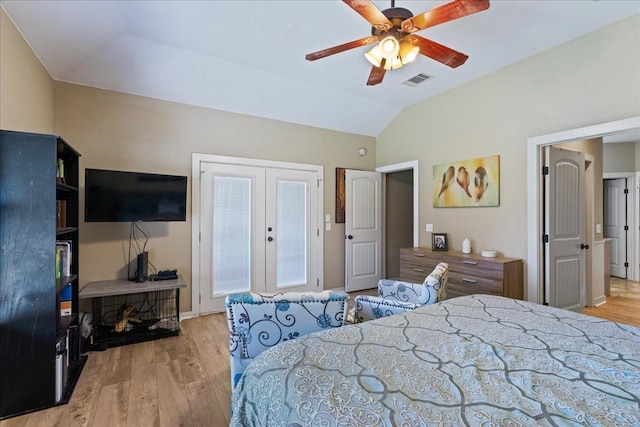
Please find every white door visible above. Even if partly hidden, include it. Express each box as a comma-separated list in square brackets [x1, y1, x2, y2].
[199, 162, 320, 313]
[265, 168, 320, 293]
[345, 170, 382, 292]
[603, 178, 628, 278]
[544, 146, 586, 312]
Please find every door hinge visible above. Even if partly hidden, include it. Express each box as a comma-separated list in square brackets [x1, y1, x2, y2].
[199, 232, 201, 242]
[317, 229, 320, 237]
[625, 262, 629, 268]
[624, 225, 629, 231]
[542, 166, 549, 176]
[317, 179, 320, 188]
[317, 278, 319, 287]
[543, 234, 549, 243]
[624, 188, 629, 194]
[199, 294, 201, 303]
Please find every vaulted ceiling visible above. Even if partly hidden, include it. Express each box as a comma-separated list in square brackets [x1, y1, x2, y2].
[2, 1, 638, 137]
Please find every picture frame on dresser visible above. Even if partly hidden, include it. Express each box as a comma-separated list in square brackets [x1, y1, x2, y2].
[432, 233, 448, 251]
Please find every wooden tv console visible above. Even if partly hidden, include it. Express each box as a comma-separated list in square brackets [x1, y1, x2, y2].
[400, 247, 523, 300]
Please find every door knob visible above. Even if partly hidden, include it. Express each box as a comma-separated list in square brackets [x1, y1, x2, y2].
[580, 243, 589, 250]
[347, 235, 353, 240]
[267, 237, 274, 242]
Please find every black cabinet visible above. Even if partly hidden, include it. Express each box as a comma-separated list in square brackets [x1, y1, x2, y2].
[0, 130, 86, 419]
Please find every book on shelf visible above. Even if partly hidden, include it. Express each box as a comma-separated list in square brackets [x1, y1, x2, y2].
[57, 200, 67, 229]
[60, 283, 72, 316]
[56, 158, 65, 183]
[56, 240, 73, 277]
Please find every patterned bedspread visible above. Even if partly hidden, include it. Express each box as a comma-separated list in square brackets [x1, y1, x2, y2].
[230, 295, 640, 426]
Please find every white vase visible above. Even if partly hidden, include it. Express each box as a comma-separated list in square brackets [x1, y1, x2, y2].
[462, 238, 471, 254]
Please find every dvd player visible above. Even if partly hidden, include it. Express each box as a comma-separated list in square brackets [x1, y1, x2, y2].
[149, 274, 178, 281]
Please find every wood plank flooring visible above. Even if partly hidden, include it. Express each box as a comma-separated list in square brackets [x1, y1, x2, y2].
[0, 313, 232, 427]
[583, 277, 640, 327]
[1, 287, 638, 427]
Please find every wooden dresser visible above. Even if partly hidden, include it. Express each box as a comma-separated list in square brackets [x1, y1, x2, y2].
[400, 247, 524, 300]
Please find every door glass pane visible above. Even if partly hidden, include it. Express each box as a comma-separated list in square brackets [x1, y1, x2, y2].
[276, 180, 307, 287]
[212, 176, 251, 295]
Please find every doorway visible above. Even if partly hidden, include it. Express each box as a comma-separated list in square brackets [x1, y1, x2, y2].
[602, 171, 638, 282]
[384, 169, 414, 278]
[603, 178, 629, 279]
[377, 160, 420, 279]
[527, 116, 640, 304]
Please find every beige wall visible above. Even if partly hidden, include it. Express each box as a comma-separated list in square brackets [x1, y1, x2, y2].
[377, 14, 640, 284]
[603, 142, 637, 173]
[0, 8, 54, 133]
[53, 82, 376, 312]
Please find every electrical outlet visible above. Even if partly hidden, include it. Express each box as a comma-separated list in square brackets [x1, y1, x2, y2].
[425, 223, 434, 232]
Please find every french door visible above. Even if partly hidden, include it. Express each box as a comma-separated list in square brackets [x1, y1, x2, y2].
[195, 156, 322, 314]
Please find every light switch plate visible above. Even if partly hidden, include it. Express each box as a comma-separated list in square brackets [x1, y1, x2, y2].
[426, 223, 434, 232]
[595, 223, 601, 234]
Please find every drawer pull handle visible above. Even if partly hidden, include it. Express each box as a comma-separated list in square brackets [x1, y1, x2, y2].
[463, 261, 477, 265]
[413, 253, 425, 257]
[462, 278, 477, 283]
[413, 268, 425, 273]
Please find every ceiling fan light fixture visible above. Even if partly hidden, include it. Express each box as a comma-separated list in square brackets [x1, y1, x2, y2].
[379, 35, 400, 60]
[399, 41, 419, 64]
[365, 45, 403, 70]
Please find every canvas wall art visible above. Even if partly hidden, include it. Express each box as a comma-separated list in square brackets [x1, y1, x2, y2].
[335, 167, 346, 223]
[433, 155, 499, 207]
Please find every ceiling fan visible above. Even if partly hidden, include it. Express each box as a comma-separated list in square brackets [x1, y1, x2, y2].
[306, 0, 490, 86]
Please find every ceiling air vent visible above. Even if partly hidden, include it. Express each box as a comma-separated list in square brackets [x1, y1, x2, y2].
[402, 73, 433, 87]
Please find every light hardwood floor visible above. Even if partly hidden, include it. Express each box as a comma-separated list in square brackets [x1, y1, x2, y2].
[0, 313, 233, 427]
[583, 277, 640, 328]
[2, 285, 638, 427]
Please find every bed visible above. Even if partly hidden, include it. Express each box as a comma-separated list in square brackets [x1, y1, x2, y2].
[230, 294, 640, 426]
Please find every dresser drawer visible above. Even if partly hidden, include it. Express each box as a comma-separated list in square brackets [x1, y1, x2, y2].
[443, 256, 504, 281]
[447, 273, 502, 295]
[399, 266, 430, 283]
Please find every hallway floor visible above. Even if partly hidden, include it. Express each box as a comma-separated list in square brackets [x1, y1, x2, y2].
[610, 276, 640, 299]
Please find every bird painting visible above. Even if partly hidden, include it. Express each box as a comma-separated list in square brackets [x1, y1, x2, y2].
[438, 166, 455, 197]
[432, 155, 499, 207]
[456, 166, 472, 198]
[474, 166, 489, 202]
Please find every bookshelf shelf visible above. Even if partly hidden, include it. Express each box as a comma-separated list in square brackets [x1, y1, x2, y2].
[56, 227, 78, 235]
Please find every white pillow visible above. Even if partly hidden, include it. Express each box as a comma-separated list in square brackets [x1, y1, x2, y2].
[418, 276, 439, 305]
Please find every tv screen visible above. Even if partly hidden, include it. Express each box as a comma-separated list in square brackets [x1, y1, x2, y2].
[85, 168, 187, 222]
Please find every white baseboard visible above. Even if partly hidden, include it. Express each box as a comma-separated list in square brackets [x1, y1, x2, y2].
[179, 311, 195, 320]
[593, 296, 607, 307]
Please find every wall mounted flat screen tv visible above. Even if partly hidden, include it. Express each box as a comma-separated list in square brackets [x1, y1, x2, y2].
[85, 168, 187, 222]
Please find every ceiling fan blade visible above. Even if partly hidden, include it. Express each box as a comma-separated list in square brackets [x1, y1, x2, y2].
[401, 0, 490, 33]
[367, 61, 386, 86]
[406, 35, 468, 68]
[343, 0, 393, 32]
[306, 36, 379, 61]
